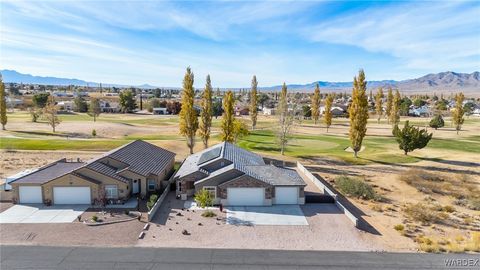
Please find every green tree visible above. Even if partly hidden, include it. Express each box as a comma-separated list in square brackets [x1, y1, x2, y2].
[452, 92, 465, 135]
[311, 83, 321, 124]
[389, 90, 401, 126]
[88, 97, 102, 122]
[119, 90, 136, 113]
[399, 97, 412, 116]
[212, 99, 223, 119]
[32, 93, 50, 108]
[233, 119, 249, 144]
[324, 93, 334, 132]
[199, 75, 213, 148]
[73, 95, 88, 112]
[385, 88, 393, 123]
[43, 95, 60, 133]
[220, 90, 235, 143]
[0, 75, 6, 130]
[179, 67, 199, 154]
[413, 98, 426, 107]
[258, 93, 269, 109]
[393, 121, 432, 155]
[436, 99, 448, 111]
[429, 114, 444, 130]
[250, 75, 258, 130]
[348, 69, 369, 158]
[302, 105, 311, 118]
[375, 88, 384, 123]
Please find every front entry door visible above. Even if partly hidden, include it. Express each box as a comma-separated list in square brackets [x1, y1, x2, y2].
[133, 179, 140, 194]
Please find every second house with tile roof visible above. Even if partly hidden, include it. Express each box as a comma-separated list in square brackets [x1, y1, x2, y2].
[174, 142, 306, 206]
[9, 140, 175, 205]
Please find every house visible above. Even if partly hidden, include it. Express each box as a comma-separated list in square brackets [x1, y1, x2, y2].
[100, 100, 120, 113]
[58, 101, 74, 112]
[175, 142, 306, 206]
[262, 107, 276, 115]
[10, 140, 175, 205]
[320, 106, 347, 117]
[409, 105, 431, 117]
[153, 107, 168, 115]
[235, 106, 249, 116]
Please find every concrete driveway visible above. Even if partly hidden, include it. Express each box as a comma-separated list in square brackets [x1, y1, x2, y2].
[0, 204, 88, 223]
[226, 205, 308, 226]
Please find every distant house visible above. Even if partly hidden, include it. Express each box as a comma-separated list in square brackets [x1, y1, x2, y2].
[235, 106, 249, 116]
[6, 97, 23, 108]
[57, 101, 74, 112]
[52, 92, 73, 98]
[100, 100, 120, 113]
[103, 92, 119, 97]
[320, 105, 347, 117]
[153, 107, 168, 115]
[409, 105, 431, 117]
[262, 107, 276, 115]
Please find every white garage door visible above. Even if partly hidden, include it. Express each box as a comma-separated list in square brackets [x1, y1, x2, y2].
[19, 186, 43, 204]
[275, 187, 298, 204]
[227, 188, 264, 206]
[53, 187, 91, 204]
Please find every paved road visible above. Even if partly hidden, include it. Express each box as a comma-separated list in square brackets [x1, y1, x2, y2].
[0, 245, 478, 269]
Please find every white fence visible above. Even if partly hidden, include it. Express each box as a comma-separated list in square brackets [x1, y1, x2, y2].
[296, 161, 359, 227]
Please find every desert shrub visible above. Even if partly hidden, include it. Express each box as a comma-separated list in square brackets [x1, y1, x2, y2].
[335, 176, 380, 201]
[404, 203, 443, 225]
[149, 194, 158, 202]
[442, 205, 455, 213]
[195, 189, 213, 208]
[446, 242, 464, 253]
[371, 204, 383, 212]
[467, 197, 480, 210]
[91, 215, 98, 222]
[201, 210, 217, 218]
[92, 129, 96, 137]
[394, 224, 404, 231]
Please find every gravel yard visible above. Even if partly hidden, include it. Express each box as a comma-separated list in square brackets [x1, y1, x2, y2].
[137, 193, 385, 251]
[0, 203, 145, 246]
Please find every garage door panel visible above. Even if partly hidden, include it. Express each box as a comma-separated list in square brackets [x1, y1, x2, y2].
[19, 186, 43, 204]
[53, 187, 91, 205]
[227, 188, 264, 206]
[275, 187, 298, 204]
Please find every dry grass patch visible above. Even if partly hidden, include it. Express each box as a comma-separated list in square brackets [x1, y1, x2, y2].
[335, 176, 382, 201]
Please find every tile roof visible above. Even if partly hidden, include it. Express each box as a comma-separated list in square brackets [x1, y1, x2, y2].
[236, 164, 306, 186]
[177, 142, 304, 186]
[11, 160, 85, 184]
[84, 161, 130, 183]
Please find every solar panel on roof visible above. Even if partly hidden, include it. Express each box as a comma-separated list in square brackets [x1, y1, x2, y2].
[198, 146, 222, 164]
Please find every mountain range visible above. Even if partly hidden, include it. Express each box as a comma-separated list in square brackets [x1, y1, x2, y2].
[1, 69, 479, 93]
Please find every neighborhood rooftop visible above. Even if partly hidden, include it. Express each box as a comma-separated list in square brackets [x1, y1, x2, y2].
[236, 164, 306, 186]
[174, 142, 265, 179]
[11, 159, 85, 184]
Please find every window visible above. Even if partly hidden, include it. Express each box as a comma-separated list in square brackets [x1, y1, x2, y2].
[148, 179, 156, 191]
[105, 185, 118, 199]
[203, 186, 216, 199]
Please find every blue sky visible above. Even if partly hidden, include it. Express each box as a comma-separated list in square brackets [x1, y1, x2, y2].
[1, 0, 479, 87]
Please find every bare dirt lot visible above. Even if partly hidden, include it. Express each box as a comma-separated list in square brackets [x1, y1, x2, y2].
[137, 193, 385, 251]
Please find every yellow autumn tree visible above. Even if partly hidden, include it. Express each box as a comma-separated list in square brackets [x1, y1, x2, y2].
[452, 92, 465, 135]
[220, 90, 235, 143]
[324, 93, 334, 132]
[311, 83, 321, 124]
[199, 75, 213, 148]
[179, 67, 198, 154]
[250, 75, 258, 130]
[375, 87, 384, 123]
[389, 89, 401, 126]
[348, 69, 369, 158]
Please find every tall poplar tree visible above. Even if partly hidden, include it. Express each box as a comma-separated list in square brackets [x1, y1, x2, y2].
[179, 67, 198, 154]
[0, 74, 7, 130]
[88, 97, 101, 122]
[348, 69, 369, 158]
[385, 87, 393, 123]
[389, 89, 401, 126]
[324, 93, 334, 132]
[452, 92, 465, 135]
[311, 83, 321, 124]
[220, 90, 235, 143]
[250, 76, 258, 130]
[375, 87, 384, 123]
[277, 83, 295, 155]
[199, 75, 213, 148]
